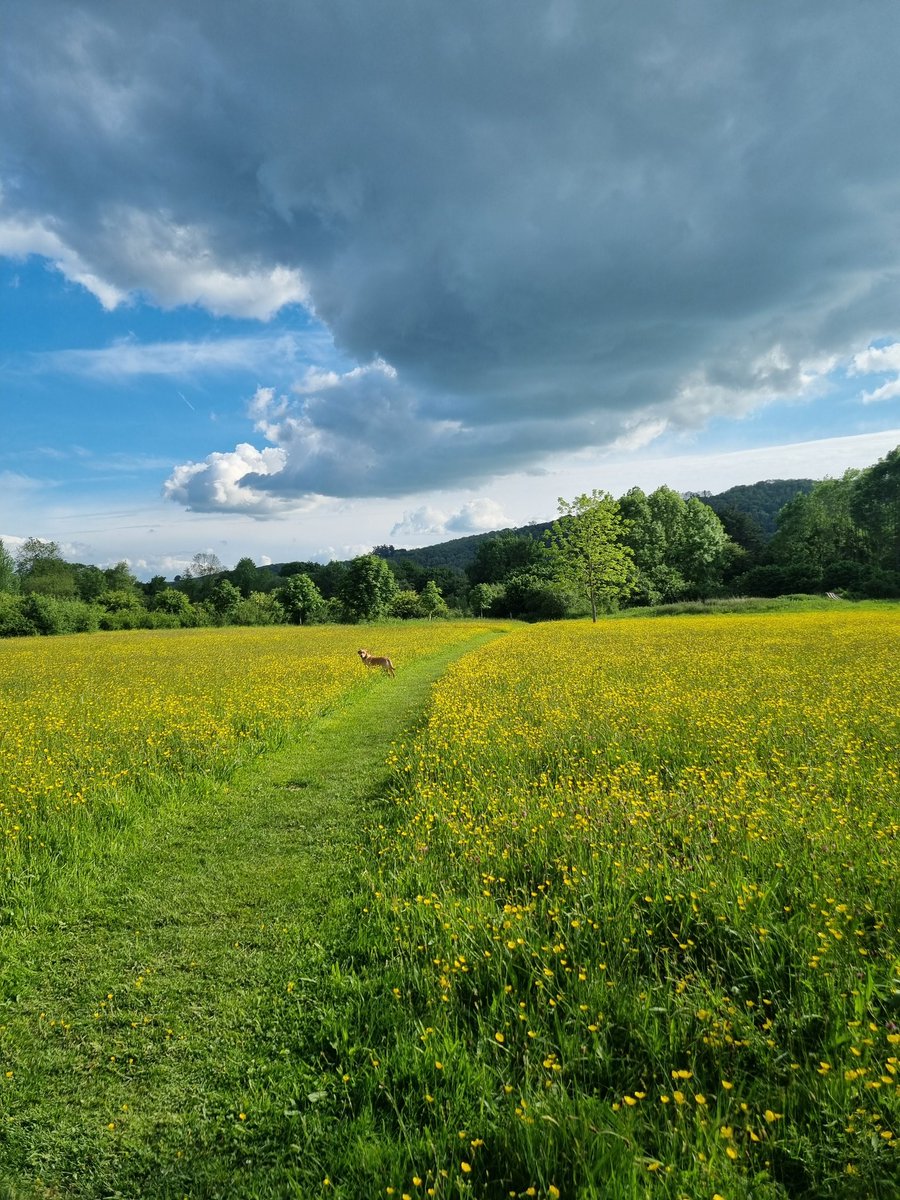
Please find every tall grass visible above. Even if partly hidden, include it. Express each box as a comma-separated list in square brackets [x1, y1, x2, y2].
[345, 610, 900, 1198]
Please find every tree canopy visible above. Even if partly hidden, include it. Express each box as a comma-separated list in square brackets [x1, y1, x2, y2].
[545, 491, 635, 621]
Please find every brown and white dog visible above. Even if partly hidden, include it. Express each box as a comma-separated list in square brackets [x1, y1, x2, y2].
[357, 648, 396, 677]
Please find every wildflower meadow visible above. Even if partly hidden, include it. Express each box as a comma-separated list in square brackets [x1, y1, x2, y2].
[0, 609, 897, 1199]
[354, 610, 900, 1198]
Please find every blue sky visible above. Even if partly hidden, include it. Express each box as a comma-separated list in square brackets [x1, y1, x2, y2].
[2, 2, 899, 578]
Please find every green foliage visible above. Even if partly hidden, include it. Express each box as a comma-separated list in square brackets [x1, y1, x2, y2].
[418, 579, 448, 620]
[697, 478, 817, 538]
[21, 560, 78, 598]
[735, 450, 900, 599]
[277, 572, 326, 624]
[151, 588, 197, 621]
[20, 594, 102, 634]
[851, 444, 900, 574]
[231, 591, 286, 626]
[619, 487, 730, 603]
[339, 554, 399, 622]
[0, 592, 34, 636]
[468, 581, 505, 616]
[99, 588, 144, 614]
[546, 490, 635, 621]
[466, 532, 546, 585]
[0, 539, 17, 593]
[502, 571, 572, 621]
[210, 579, 243, 618]
[388, 589, 425, 619]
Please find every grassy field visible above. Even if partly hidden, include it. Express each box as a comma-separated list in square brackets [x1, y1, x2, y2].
[355, 610, 900, 1199]
[0, 623, 492, 914]
[1, 610, 898, 1198]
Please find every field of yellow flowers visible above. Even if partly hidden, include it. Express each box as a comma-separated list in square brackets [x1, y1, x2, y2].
[0, 622, 487, 902]
[357, 610, 899, 1199]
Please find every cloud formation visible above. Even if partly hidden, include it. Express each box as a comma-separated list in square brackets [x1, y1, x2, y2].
[851, 342, 900, 405]
[390, 497, 512, 541]
[4, 2, 900, 507]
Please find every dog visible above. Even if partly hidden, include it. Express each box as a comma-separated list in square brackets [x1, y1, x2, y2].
[357, 648, 396, 677]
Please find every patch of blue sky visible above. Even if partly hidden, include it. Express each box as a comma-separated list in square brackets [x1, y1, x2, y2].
[1, 256, 339, 483]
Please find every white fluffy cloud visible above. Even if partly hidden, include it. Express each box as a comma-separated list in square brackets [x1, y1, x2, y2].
[390, 506, 448, 539]
[445, 499, 512, 534]
[163, 442, 298, 517]
[389, 497, 511, 540]
[850, 342, 900, 404]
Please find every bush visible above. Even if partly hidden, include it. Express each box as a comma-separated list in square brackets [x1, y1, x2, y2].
[389, 590, 424, 619]
[98, 607, 152, 631]
[502, 572, 572, 621]
[0, 594, 35, 637]
[19, 594, 102, 635]
[231, 593, 286, 626]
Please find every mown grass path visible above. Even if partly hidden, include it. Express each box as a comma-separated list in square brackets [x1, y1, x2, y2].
[0, 629, 503, 1199]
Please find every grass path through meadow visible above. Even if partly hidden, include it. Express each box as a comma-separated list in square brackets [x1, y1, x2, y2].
[0, 628, 503, 1198]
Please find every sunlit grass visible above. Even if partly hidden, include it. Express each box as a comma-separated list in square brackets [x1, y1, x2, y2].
[354, 610, 900, 1198]
[0, 622, 490, 905]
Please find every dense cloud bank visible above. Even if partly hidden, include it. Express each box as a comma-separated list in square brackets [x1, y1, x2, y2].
[4, 2, 900, 509]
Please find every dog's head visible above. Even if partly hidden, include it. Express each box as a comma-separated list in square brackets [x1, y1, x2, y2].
[357, 649, 368, 660]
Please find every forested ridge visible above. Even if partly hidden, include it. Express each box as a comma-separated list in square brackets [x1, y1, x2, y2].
[1, 447, 896, 636]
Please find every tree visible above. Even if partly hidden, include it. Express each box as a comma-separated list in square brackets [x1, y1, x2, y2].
[103, 561, 140, 594]
[466, 533, 545, 585]
[210, 579, 242, 618]
[14, 537, 62, 575]
[469, 581, 503, 616]
[503, 571, 571, 621]
[546, 491, 634, 622]
[232, 591, 285, 626]
[677, 498, 731, 598]
[277, 573, 325, 625]
[231, 556, 265, 597]
[152, 588, 196, 622]
[419, 579, 448, 620]
[73, 564, 107, 603]
[0, 540, 16, 593]
[339, 555, 399, 622]
[851, 445, 900, 574]
[187, 551, 224, 578]
[15, 539, 78, 599]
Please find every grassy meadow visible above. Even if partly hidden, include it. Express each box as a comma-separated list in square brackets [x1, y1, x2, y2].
[0, 622, 489, 911]
[355, 610, 900, 1198]
[0, 609, 898, 1198]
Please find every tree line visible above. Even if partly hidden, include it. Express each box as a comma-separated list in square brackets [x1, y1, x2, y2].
[0, 444, 896, 637]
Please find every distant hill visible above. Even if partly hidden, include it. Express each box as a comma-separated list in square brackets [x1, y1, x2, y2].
[372, 522, 552, 572]
[370, 479, 817, 571]
[265, 479, 818, 577]
[688, 479, 816, 538]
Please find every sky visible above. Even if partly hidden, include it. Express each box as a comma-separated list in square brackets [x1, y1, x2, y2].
[2, 1, 899, 579]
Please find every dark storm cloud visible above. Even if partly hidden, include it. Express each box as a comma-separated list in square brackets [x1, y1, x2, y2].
[4, 1, 900, 505]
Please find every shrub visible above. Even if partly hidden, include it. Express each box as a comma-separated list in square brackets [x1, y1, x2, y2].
[20, 594, 102, 635]
[0, 594, 35, 637]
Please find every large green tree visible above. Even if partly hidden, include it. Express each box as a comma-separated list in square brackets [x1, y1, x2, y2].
[277, 573, 325, 625]
[15, 539, 78, 598]
[339, 555, 399, 622]
[546, 491, 634, 621]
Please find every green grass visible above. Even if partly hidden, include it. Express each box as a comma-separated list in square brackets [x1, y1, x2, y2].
[0, 629, 501, 1198]
[2, 611, 898, 1199]
[608, 595, 899, 619]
